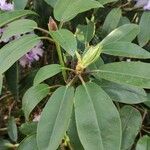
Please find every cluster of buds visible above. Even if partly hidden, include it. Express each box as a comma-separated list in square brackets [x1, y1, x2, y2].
[75, 44, 102, 74]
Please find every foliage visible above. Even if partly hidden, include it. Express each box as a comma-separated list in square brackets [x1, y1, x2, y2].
[0, 0, 150, 150]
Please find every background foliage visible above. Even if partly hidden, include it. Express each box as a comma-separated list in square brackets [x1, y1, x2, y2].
[0, 0, 150, 150]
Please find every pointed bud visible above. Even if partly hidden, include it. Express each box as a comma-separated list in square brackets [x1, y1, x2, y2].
[75, 44, 102, 74]
[48, 16, 58, 31]
[82, 44, 102, 68]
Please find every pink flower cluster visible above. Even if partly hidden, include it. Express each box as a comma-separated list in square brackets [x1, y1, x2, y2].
[135, 0, 150, 10]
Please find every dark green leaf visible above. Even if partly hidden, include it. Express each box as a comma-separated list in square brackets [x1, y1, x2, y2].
[97, 80, 148, 104]
[102, 8, 122, 34]
[144, 93, 150, 108]
[1, 19, 37, 41]
[136, 135, 150, 150]
[120, 106, 142, 150]
[19, 122, 37, 135]
[102, 42, 150, 59]
[37, 86, 74, 150]
[76, 21, 95, 44]
[138, 12, 150, 47]
[75, 82, 121, 150]
[118, 17, 130, 26]
[95, 62, 150, 89]
[14, 0, 28, 9]
[22, 84, 49, 120]
[44, 0, 57, 7]
[0, 34, 40, 74]
[33, 64, 61, 86]
[88, 57, 104, 71]
[100, 24, 139, 46]
[7, 117, 18, 142]
[54, 0, 102, 22]
[67, 108, 84, 150]
[0, 139, 13, 150]
[5, 63, 19, 99]
[50, 29, 77, 56]
[17, 134, 38, 150]
[0, 10, 36, 27]
[97, 0, 118, 5]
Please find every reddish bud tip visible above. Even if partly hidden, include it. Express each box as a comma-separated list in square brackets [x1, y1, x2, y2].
[48, 16, 58, 31]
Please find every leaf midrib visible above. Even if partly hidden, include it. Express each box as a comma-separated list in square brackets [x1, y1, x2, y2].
[83, 84, 104, 150]
[47, 86, 68, 148]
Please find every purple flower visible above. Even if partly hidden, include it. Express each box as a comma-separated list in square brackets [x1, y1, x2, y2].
[19, 41, 44, 67]
[135, 0, 150, 10]
[0, 0, 14, 11]
[144, 0, 150, 10]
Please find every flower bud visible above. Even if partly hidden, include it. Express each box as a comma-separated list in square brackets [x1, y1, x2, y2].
[48, 16, 58, 31]
[82, 44, 102, 67]
[75, 44, 102, 74]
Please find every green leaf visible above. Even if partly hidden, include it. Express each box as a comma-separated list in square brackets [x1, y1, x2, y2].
[0, 139, 13, 150]
[33, 64, 61, 86]
[67, 108, 84, 150]
[88, 57, 104, 70]
[118, 17, 130, 26]
[19, 122, 37, 135]
[136, 135, 150, 150]
[97, 80, 148, 104]
[74, 82, 121, 150]
[0, 34, 40, 74]
[144, 93, 150, 108]
[54, 0, 102, 22]
[7, 117, 18, 142]
[44, 0, 57, 7]
[97, 0, 118, 5]
[1, 19, 37, 41]
[5, 63, 19, 99]
[102, 8, 122, 34]
[14, 0, 28, 9]
[120, 106, 142, 150]
[37, 86, 74, 150]
[102, 42, 150, 59]
[138, 12, 150, 47]
[100, 24, 139, 46]
[17, 134, 38, 150]
[0, 74, 3, 95]
[95, 62, 150, 88]
[0, 10, 36, 27]
[50, 29, 77, 56]
[76, 21, 95, 44]
[22, 84, 49, 120]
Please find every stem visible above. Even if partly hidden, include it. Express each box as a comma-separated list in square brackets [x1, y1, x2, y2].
[40, 36, 54, 43]
[48, 84, 63, 89]
[35, 27, 67, 81]
[67, 76, 78, 87]
[55, 42, 67, 82]
[59, 21, 64, 29]
[78, 75, 85, 85]
[61, 67, 75, 73]
[34, 27, 51, 35]
[0, 127, 7, 131]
